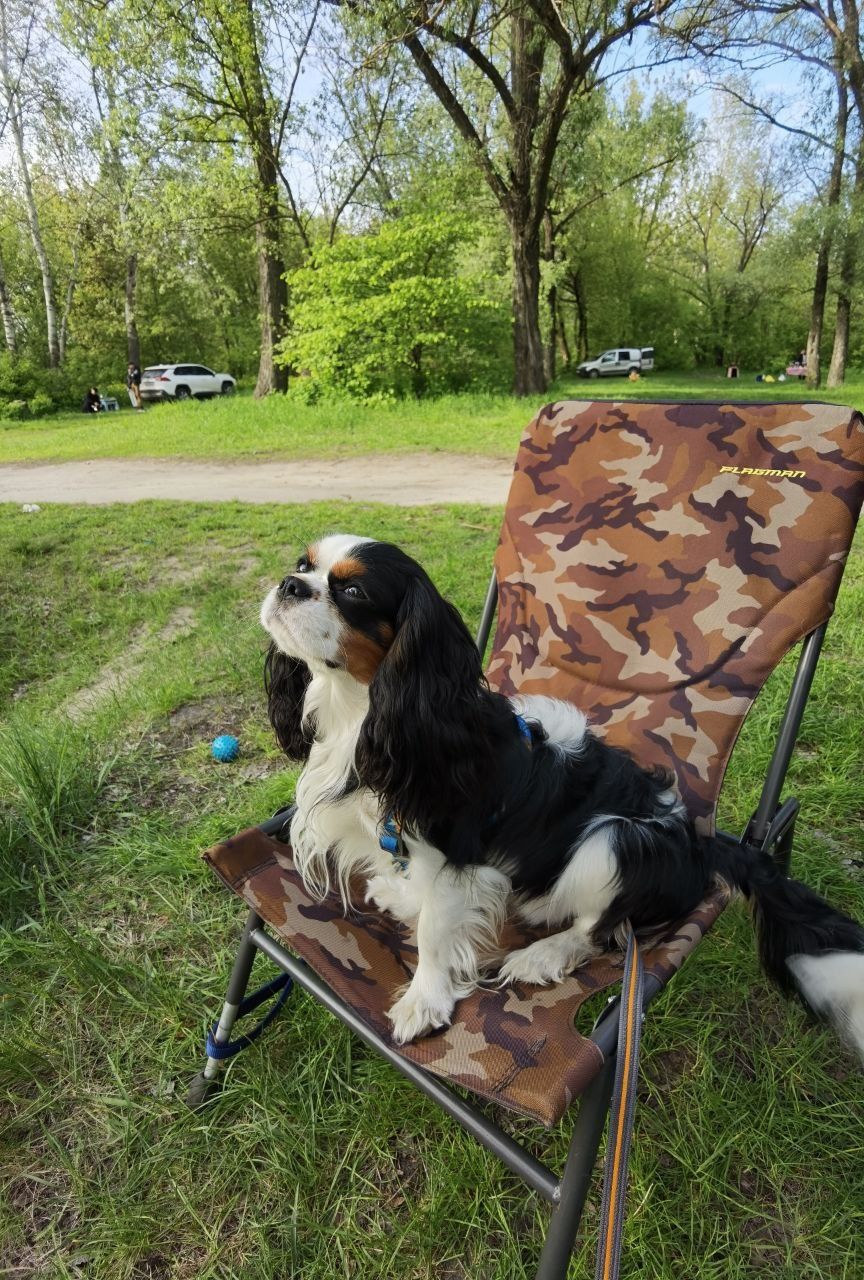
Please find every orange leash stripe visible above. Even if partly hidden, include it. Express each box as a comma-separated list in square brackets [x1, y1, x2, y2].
[595, 924, 644, 1280]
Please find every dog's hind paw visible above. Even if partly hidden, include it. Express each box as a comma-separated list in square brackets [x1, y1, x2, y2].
[498, 933, 595, 987]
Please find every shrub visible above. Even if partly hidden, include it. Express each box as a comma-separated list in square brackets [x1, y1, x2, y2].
[28, 392, 56, 418]
[0, 354, 40, 401]
[4, 399, 31, 420]
[279, 215, 510, 401]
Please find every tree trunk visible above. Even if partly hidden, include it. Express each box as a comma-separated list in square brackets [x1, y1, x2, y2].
[827, 142, 864, 388]
[542, 209, 556, 384]
[0, 255, 16, 353]
[543, 281, 557, 385]
[511, 225, 545, 397]
[826, 292, 850, 387]
[253, 187, 289, 398]
[573, 268, 588, 360]
[556, 292, 571, 370]
[807, 237, 835, 389]
[58, 230, 82, 367]
[125, 253, 141, 368]
[58, 276, 74, 367]
[807, 80, 847, 388]
[6, 103, 59, 367]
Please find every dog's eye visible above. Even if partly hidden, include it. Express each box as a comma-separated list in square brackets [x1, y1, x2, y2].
[343, 584, 366, 599]
[296, 558, 310, 572]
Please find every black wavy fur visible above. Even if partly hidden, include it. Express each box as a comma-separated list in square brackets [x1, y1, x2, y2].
[355, 559, 512, 859]
[264, 642, 314, 761]
[711, 836, 864, 994]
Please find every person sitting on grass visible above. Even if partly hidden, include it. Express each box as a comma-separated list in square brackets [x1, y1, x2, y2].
[82, 387, 103, 413]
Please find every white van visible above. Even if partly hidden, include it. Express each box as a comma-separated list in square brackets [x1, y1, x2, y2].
[577, 347, 654, 378]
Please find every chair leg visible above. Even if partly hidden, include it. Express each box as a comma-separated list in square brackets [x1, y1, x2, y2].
[186, 907, 262, 1108]
[534, 1057, 616, 1280]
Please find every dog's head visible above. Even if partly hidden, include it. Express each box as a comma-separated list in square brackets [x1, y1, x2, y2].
[260, 535, 490, 830]
[261, 535, 400, 682]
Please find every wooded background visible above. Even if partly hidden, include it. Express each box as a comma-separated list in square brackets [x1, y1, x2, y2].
[0, 0, 861, 409]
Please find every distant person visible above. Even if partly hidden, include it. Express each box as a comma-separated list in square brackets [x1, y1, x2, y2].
[82, 386, 103, 414]
[126, 361, 143, 411]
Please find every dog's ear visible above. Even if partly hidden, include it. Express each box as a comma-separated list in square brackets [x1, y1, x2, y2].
[355, 571, 489, 836]
[264, 643, 314, 760]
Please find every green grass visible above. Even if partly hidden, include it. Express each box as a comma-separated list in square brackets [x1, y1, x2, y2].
[2, 369, 863, 464]
[1, 501, 863, 1279]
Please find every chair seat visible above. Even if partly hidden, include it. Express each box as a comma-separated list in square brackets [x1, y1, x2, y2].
[204, 827, 729, 1126]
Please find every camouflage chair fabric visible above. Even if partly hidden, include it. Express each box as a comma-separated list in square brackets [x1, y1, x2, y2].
[204, 400, 864, 1127]
[489, 400, 864, 830]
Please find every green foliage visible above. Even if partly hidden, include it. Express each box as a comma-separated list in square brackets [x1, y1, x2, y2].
[2, 399, 30, 420]
[279, 215, 510, 400]
[27, 392, 56, 417]
[0, 0, 860, 399]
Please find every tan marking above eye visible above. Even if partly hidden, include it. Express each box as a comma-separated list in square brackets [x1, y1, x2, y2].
[329, 557, 366, 582]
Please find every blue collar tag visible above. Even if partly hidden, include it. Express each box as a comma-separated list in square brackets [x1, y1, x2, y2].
[514, 713, 533, 748]
[379, 813, 409, 874]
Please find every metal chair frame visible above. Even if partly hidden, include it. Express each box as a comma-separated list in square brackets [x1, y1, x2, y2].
[189, 570, 825, 1278]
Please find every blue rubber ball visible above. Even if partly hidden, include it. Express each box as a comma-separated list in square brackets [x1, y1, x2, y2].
[212, 734, 240, 762]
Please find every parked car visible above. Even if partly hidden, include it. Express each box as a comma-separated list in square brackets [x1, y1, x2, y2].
[140, 364, 236, 402]
[576, 347, 654, 378]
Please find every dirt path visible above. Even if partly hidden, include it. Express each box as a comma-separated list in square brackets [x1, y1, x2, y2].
[0, 453, 513, 506]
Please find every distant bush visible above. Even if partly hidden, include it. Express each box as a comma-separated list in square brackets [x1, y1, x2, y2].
[28, 392, 56, 418]
[3, 399, 31, 420]
[0, 351, 129, 415]
[0, 354, 40, 402]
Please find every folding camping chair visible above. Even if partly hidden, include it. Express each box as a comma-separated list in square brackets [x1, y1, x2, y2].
[191, 399, 864, 1277]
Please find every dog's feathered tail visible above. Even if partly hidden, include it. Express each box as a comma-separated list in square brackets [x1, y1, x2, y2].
[708, 836, 864, 1062]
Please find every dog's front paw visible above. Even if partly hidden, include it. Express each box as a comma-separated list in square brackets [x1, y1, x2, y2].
[498, 936, 592, 987]
[387, 983, 454, 1044]
[366, 874, 417, 923]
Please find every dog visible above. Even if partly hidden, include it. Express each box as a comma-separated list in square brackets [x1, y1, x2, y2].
[260, 533, 864, 1055]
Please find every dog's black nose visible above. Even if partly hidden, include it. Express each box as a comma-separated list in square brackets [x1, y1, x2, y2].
[277, 575, 313, 601]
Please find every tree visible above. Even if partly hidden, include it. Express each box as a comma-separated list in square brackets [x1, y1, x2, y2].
[656, 103, 793, 367]
[0, 0, 60, 366]
[56, 0, 162, 368]
[542, 86, 695, 378]
[686, 0, 864, 384]
[127, 0, 320, 395]
[301, 13, 405, 243]
[337, 0, 696, 396]
[0, 252, 17, 352]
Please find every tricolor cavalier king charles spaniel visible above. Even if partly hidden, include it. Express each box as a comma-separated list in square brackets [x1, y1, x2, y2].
[261, 534, 864, 1056]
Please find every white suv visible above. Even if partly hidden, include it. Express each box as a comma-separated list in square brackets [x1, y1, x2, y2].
[577, 347, 654, 378]
[140, 364, 236, 402]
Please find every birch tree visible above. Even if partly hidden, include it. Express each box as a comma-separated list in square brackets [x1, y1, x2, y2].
[126, 0, 320, 396]
[0, 0, 60, 366]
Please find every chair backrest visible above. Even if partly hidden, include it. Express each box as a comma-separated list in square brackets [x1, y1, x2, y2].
[487, 400, 864, 829]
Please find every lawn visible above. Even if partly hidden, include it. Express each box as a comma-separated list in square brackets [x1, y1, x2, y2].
[1, 500, 863, 1279]
[2, 369, 864, 464]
